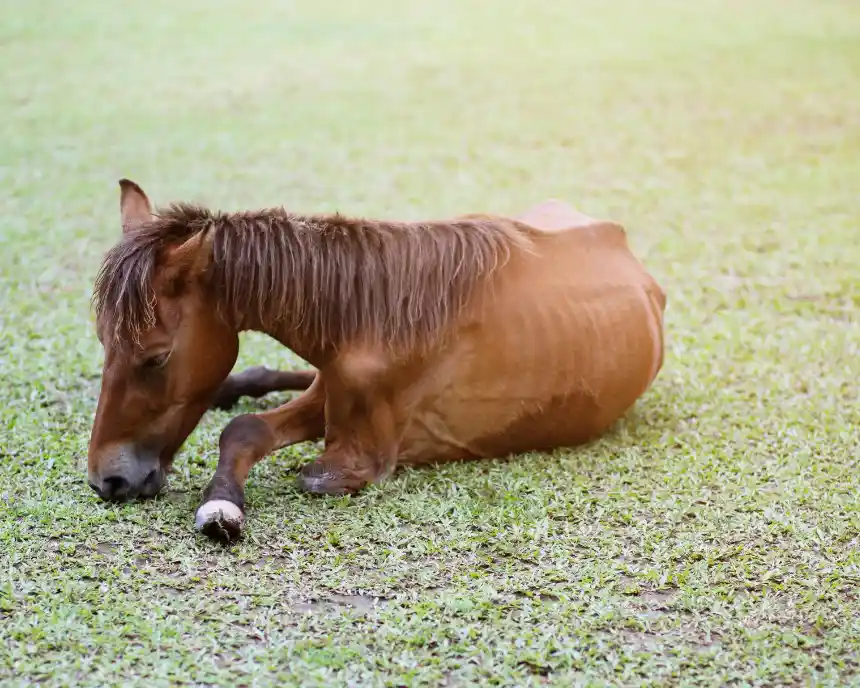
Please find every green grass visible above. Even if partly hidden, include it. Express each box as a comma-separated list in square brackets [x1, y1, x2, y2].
[1, 0, 859, 684]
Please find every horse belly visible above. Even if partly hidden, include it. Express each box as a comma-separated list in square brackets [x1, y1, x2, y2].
[397, 256, 664, 465]
[397, 343, 618, 466]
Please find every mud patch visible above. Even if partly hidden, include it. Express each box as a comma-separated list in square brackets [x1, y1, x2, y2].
[95, 542, 118, 555]
[513, 590, 561, 603]
[619, 629, 662, 652]
[289, 593, 388, 615]
[639, 588, 677, 607]
[328, 593, 380, 611]
[607, 624, 721, 654]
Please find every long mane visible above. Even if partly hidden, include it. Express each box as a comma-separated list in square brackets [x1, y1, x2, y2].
[93, 203, 535, 350]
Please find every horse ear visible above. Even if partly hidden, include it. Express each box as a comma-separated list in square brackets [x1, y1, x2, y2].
[161, 231, 213, 296]
[119, 178, 153, 234]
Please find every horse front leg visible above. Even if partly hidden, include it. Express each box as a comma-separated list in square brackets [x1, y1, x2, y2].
[210, 366, 316, 410]
[195, 374, 326, 542]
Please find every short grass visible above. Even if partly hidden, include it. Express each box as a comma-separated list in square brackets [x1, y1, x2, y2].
[2, 0, 859, 685]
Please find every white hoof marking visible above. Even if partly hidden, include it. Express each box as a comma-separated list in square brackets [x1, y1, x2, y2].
[194, 500, 244, 531]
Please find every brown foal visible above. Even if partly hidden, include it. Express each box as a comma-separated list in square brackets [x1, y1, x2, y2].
[87, 180, 666, 542]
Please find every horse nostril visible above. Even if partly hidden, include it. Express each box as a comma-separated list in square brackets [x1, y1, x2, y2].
[140, 468, 163, 498]
[102, 475, 131, 501]
[88, 482, 101, 494]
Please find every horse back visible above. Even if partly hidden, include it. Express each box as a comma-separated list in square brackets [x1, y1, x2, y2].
[513, 200, 664, 309]
[514, 198, 627, 244]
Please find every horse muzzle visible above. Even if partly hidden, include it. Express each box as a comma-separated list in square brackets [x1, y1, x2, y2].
[88, 443, 164, 502]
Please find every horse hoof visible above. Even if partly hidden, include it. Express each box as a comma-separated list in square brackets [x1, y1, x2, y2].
[194, 500, 244, 542]
[296, 466, 365, 496]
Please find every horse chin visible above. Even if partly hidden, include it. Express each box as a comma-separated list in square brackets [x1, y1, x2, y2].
[157, 401, 212, 471]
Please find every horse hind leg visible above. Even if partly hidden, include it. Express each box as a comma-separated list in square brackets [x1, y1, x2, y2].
[295, 352, 401, 496]
[296, 394, 399, 496]
[210, 366, 316, 410]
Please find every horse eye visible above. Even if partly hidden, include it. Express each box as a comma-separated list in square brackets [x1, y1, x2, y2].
[141, 353, 169, 370]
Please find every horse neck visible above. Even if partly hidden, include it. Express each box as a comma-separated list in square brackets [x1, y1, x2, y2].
[224, 287, 327, 366]
[209, 210, 518, 366]
[211, 212, 351, 365]
[245, 317, 333, 368]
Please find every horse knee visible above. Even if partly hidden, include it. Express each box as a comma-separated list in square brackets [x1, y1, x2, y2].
[218, 414, 275, 455]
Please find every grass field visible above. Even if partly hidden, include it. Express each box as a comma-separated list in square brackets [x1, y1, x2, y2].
[2, 0, 859, 685]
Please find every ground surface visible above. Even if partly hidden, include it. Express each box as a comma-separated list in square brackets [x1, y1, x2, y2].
[1, 0, 859, 685]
